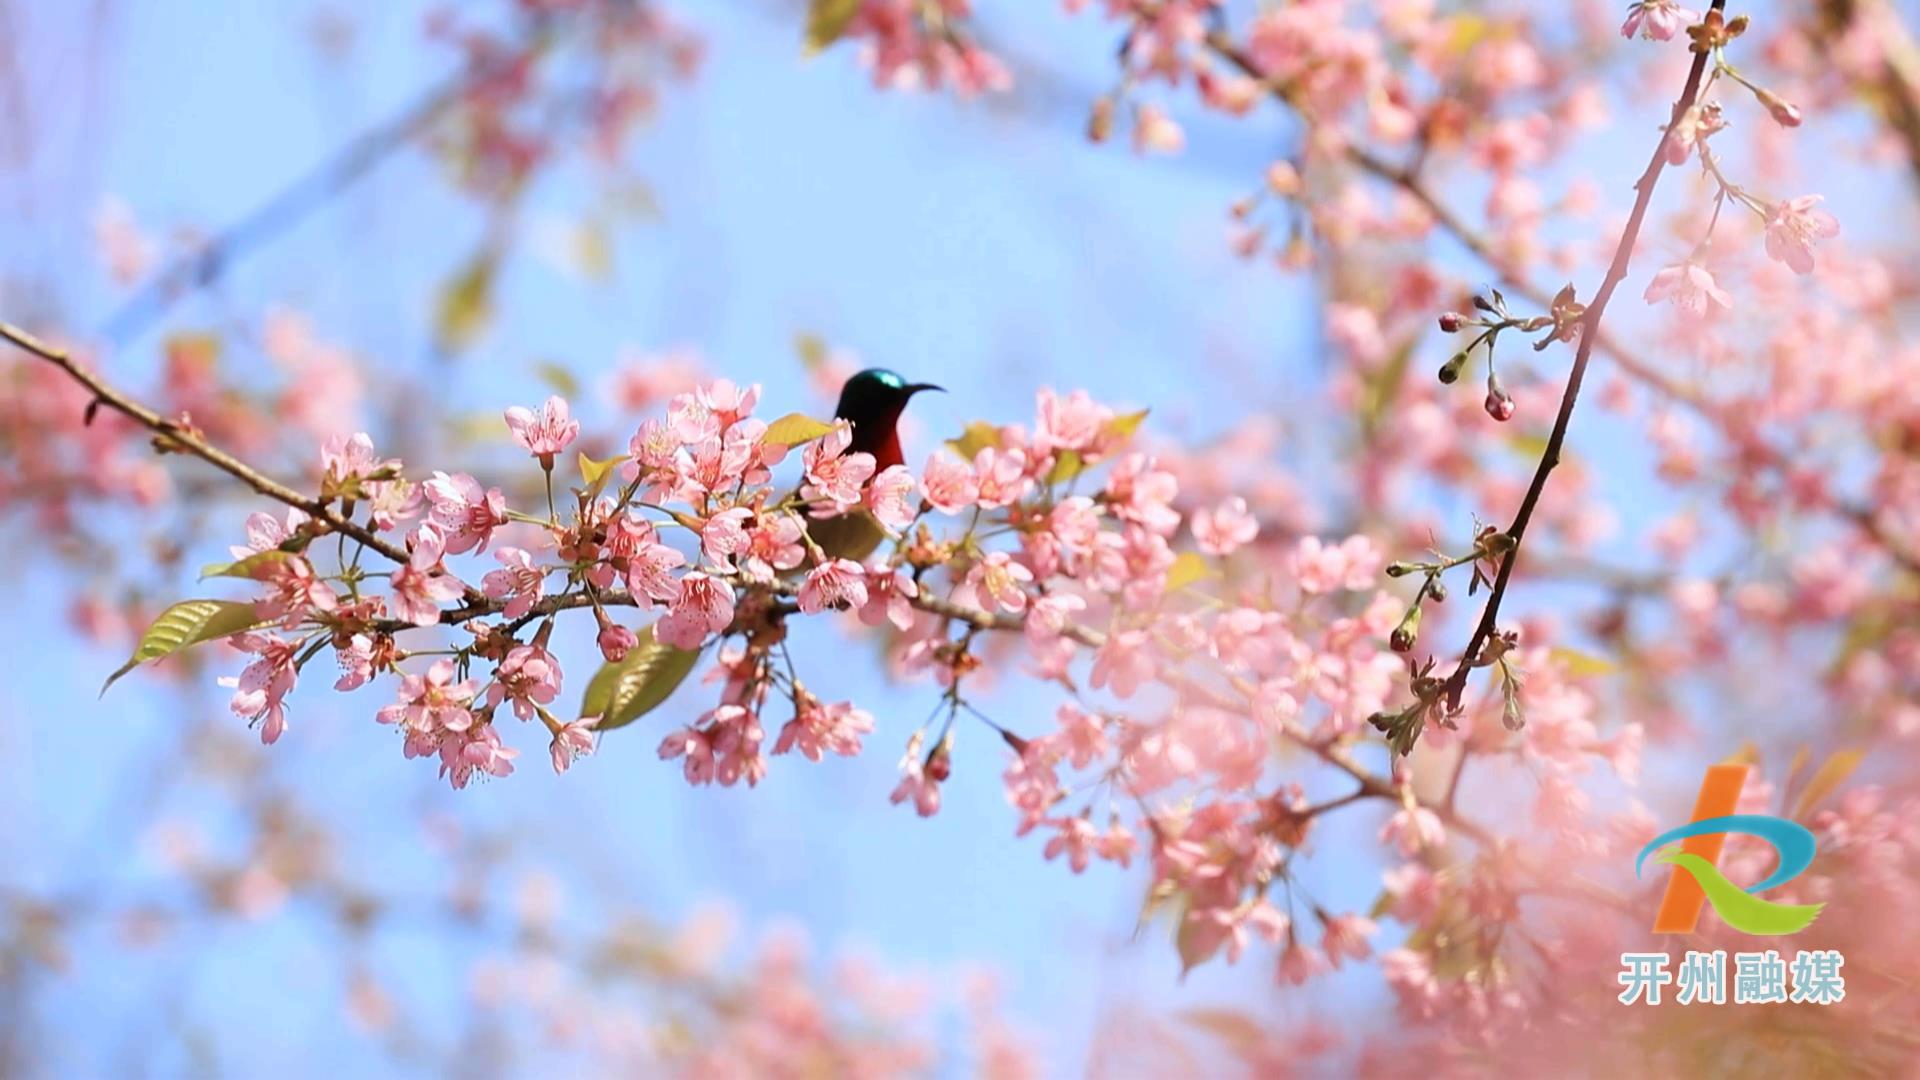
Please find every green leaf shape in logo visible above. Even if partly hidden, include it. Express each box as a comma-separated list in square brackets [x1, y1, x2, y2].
[1652, 848, 1825, 936]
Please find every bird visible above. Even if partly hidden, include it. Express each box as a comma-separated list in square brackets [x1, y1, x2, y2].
[808, 368, 942, 563]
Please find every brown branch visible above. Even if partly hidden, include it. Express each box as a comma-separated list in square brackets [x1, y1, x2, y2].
[1440, 3, 1727, 708]
[1, 320, 415, 568]
[95, 29, 560, 346]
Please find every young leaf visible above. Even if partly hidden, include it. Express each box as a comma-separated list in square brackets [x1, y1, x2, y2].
[1165, 551, 1214, 592]
[435, 252, 497, 354]
[536, 361, 581, 399]
[804, 0, 861, 54]
[1107, 408, 1151, 441]
[577, 451, 629, 502]
[103, 600, 263, 694]
[200, 549, 294, 581]
[1045, 449, 1083, 487]
[1548, 646, 1617, 678]
[946, 420, 1001, 460]
[761, 412, 837, 448]
[578, 625, 701, 732]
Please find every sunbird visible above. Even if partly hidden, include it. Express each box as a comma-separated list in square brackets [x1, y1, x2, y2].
[808, 368, 942, 562]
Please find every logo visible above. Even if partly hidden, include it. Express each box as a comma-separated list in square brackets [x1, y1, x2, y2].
[1634, 763, 1824, 936]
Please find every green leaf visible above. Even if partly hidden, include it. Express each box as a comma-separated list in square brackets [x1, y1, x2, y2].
[1106, 408, 1150, 442]
[1045, 449, 1083, 487]
[1792, 749, 1864, 821]
[435, 253, 497, 354]
[200, 549, 294, 581]
[794, 332, 829, 371]
[1174, 908, 1223, 976]
[1548, 646, 1616, 678]
[536, 361, 581, 399]
[578, 625, 701, 732]
[946, 420, 1002, 460]
[577, 451, 628, 502]
[803, 0, 862, 54]
[761, 412, 837, 448]
[1165, 551, 1214, 592]
[103, 600, 263, 694]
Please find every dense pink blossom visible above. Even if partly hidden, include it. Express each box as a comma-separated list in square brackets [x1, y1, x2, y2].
[390, 524, 466, 626]
[481, 546, 545, 620]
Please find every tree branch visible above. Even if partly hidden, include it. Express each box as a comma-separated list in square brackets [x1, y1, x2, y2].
[1440, 1, 1727, 708]
[0, 320, 414, 567]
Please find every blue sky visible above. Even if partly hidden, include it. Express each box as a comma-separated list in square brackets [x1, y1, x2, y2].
[2, 1, 1898, 1075]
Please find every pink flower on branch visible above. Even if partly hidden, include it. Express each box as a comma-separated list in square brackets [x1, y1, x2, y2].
[658, 572, 733, 648]
[1642, 261, 1732, 314]
[504, 395, 580, 462]
[423, 471, 508, 555]
[220, 631, 299, 745]
[798, 558, 870, 614]
[1763, 195, 1840, 275]
[391, 524, 467, 626]
[1620, 0, 1697, 41]
[481, 546, 546, 620]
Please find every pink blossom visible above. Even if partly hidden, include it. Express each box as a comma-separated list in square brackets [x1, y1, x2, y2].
[230, 508, 310, 558]
[972, 446, 1033, 509]
[334, 633, 376, 691]
[504, 395, 580, 460]
[1192, 496, 1258, 556]
[739, 515, 805, 581]
[251, 555, 337, 627]
[802, 423, 877, 509]
[1764, 195, 1840, 276]
[774, 699, 875, 761]
[866, 464, 918, 531]
[700, 507, 754, 566]
[221, 631, 299, 744]
[1104, 454, 1180, 535]
[798, 558, 870, 614]
[1643, 261, 1733, 314]
[440, 724, 517, 789]
[390, 524, 466, 626]
[1278, 940, 1329, 986]
[1025, 593, 1087, 646]
[1090, 630, 1153, 698]
[921, 452, 980, 513]
[1034, 387, 1113, 455]
[1043, 817, 1098, 873]
[423, 471, 508, 555]
[92, 197, 154, 285]
[597, 622, 638, 662]
[890, 745, 942, 817]
[1619, 0, 1697, 41]
[1293, 535, 1383, 594]
[963, 551, 1034, 613]
[550, 716, 597, 774]
[858, 567, 920, 631]
[1379, 804, 1447, 855]
[697, 378, 760, 427]
[376, 659, 480, 736]
[1320, 913, 1376, 968]
[658, 572, 734, 647]
[486, 644, 563, 722]
[658, 724, 715, 785]
[481, 546, 546, 620]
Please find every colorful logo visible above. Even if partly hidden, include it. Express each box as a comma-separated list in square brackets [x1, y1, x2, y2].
[1635, 763, 1824, 936]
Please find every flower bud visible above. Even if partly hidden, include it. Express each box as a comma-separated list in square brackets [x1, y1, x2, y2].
[1438, 312, 1463, 333]
[1485, 388, 1515, 421]
[1385, 561, 1417, 578]
[1427, 580, 1447, 604]
[1754, 86, 1802, 128]
[597, 623, 638, 662]
[1437, 351, 1470, 385]
[1087, 97, 1115, 144]
[1265, 161, 1301, 197]
[1390, 605, 1422, 653]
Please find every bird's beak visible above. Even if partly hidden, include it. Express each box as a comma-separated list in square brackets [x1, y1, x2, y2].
[906, 382, 945, 396]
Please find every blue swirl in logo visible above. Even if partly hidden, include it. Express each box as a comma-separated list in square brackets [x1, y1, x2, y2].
[1635, 814, 1816, 892]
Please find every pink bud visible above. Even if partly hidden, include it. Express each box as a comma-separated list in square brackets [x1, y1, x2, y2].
[1438, 312, 1463, 333]
[598, 623, 638, 662]
[1485, 390, 1515, 422]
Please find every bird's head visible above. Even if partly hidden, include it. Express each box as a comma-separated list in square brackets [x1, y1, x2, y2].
[834, 368, 942, 469]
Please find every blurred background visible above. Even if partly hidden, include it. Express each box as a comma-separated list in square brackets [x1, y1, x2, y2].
[3, 0, 1918, 1076]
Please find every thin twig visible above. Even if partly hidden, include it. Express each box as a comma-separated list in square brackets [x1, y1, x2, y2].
[1441, 0, 1728, 708]
[0, 321, 413, 566]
